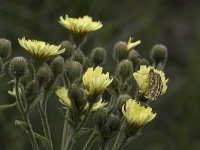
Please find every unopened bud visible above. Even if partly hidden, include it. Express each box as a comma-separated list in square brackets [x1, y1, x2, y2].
[117, 94, 131, 114]
[151, 44, 168, 65]
[116, 60, 133, 80]
[51, 56, 64, 76]
[36, 63, 52, 86]
[72, 49, 85, 64]
[60, 40, 73, 59]
[107, 114, 120, 132]
[128, 49, 140, 65]
[25, 80, 39, 104]
[66, 60, 82, 82]
[94, 108, 107, 128]
[90, 47, 106, 66]
[113, 41, 128, 62]
[132, 57, 149, 71]
[68, 84, 86, 112]
[10, 57, 27, 79]
[0, 38, 11, 59]
[83, 57, 92, 71]
[19, 71, 32, 87]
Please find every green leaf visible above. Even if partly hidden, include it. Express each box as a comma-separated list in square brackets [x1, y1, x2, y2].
[0, 102, 16, 111]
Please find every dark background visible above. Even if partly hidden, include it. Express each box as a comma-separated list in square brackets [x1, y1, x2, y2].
[0, 0, 200, 149]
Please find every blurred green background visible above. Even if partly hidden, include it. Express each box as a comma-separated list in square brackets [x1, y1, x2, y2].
[0, 0, 200, 149]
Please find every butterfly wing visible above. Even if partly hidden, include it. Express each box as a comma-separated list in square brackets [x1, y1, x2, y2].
[148, 69, 163, 100]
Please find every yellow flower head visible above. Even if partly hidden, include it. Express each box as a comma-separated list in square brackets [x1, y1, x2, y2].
[18, 37, 65, 59]
[59, 15, 103, 37]
[133, 65, 168, 99]
[55, 86, 107, 111]
[122, 99, 156, 127]
[55, 87, 72, 109]
[83, 66, 113, 97]
[127, 37, 141, 51]
[90, 98, 108, 111]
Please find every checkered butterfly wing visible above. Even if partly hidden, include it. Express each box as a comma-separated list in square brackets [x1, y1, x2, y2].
[148, 69, 163, 100]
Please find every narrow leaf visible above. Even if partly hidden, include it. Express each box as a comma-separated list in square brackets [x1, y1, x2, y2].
[0, 102, 16, 111]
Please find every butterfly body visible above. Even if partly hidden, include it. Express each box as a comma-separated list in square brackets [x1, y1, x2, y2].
[148, 69, 163, 100]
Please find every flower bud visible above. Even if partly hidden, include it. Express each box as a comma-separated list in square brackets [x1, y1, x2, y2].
[0, 38, 11, 59]
[10, 57, 27, 79]
[90, 47, 106, 66]
[151, 44, 168, 65]
[94, 108, 107, 128]
[65, 60, 82, 82]
[116, 60, 133, 80]
[72, 49, 85, 64]
[60, 40, 73, 59]
[107, 114, 120, 132]
[113, 41, 128, 62]
[36, 63, 52, 86]
[68, 84, 87, 113]
[83, 57, 92, 71]
[116, 94, 131, 115]
[128, 49, 140, 66]
[25, 80, 39, 104]
[19, 71, 32, 87]
[51, 56, 64, 76]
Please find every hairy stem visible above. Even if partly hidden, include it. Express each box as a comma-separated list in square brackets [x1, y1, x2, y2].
[16, 79, 39, 150]
[82, 129, 98, 150]
[61, 110, 70, 150]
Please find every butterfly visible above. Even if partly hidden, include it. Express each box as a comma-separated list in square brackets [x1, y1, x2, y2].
[148, 69, 163, 100]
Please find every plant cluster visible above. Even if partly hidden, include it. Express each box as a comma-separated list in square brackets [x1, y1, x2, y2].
[0, 15, 168, 150]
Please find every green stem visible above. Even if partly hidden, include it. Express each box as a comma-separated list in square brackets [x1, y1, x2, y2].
[112, 121, 125, 150]
[37, 103, 53, 150]
[82, 129, 98, 150]
[38, 78, 58, 150]
[119, 135, 137, 150]
[61, 110, 70, 150]
[117, 135, 127, 150]
[107, 95, 117, 115]
[100, 140, 109, 150]
[65, 105, 92, 150]
[16, 79, 39, 150]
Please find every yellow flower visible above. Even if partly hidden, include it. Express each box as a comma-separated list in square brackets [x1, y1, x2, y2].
[83, 66, 113, 97]
[91, 98, 108, 111]
[55, 87, 72, 109]
[127, 37, 141, 51]
[18, 37, 65, 59]
[55, 86, 107, 111]
[122, 99, 156, 127]
[59, 15, 103, 36]
[8, 87, 22, 97]
[133, 65, 168, 98]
